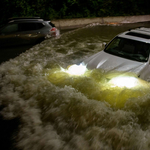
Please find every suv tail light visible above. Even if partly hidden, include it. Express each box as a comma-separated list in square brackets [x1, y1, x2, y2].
[50, 27, 57, 36]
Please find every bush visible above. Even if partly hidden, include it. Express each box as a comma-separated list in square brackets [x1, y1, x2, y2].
[0, 0, 150, 26]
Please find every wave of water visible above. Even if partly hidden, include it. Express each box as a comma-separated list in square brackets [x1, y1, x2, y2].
[1, 24, 150, 150]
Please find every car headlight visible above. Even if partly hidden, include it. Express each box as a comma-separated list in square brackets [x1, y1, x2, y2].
[65, 64, 87, 76]
[109, 76, 143, 88]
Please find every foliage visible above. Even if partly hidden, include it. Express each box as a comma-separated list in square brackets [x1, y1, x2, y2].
[0, 0, 150, 26]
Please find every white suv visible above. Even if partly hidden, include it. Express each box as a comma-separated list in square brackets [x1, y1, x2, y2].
[82, 27, 150, 81]
[0, 17, 58, 47]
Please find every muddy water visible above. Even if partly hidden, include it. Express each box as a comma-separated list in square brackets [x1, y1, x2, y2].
[1, 22, 150, 150]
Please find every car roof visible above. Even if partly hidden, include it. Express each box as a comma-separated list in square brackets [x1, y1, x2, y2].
[118, 27, 150, 44]
[8, 17, 46, 23]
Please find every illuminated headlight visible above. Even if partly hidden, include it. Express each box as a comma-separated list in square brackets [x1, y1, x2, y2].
[109, 76, 139, 88]
[66, 64, 87, 76]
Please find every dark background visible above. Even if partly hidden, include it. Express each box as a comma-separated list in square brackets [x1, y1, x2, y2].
[0, 0, 150, 27]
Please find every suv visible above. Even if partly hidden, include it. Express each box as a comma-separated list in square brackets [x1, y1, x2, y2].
[0, 17, 58, 47]
[82, 27, 150, 81]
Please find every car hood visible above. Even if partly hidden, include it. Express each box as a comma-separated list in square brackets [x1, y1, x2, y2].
[83, 51, 147, 74]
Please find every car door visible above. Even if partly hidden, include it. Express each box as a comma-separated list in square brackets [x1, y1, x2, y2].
[0, 24, 19, 47]
[17, 23, 45, 45]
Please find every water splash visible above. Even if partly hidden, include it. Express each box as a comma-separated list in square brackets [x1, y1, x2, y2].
[1, 24, 150, 150]
[46, 65, 150, 109]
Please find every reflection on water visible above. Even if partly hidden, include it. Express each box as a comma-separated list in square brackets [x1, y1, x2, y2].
[1, 22, 150, 149]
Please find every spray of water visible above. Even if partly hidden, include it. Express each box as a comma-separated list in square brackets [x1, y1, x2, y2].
[1, 24, 150, 150]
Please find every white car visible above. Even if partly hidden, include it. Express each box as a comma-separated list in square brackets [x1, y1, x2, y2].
[82, 27, 150, 81]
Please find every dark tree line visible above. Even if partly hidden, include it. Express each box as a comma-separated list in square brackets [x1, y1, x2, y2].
[0, 0, 150, 26]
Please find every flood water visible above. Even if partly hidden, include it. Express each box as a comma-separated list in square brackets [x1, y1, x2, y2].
[1, 22, 150, 150]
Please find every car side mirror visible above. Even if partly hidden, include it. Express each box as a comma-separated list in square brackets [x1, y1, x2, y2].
[103, 42, 107, 47]
[102, 42, 107, 49]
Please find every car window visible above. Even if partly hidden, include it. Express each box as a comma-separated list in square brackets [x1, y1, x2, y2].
[19, 23, 37, 31]
[104, 37, 150, 62]
[1, 24, 18, 34]
[18, 23, 45, 32]
[36, 23, 45, 29]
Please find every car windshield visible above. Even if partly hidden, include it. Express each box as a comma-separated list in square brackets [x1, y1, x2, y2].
[104, 37, 150, 62]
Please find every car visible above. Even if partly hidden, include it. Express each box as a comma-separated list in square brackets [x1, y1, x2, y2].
[0, 17, 58, 47]
[82, 27, 150, 82]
